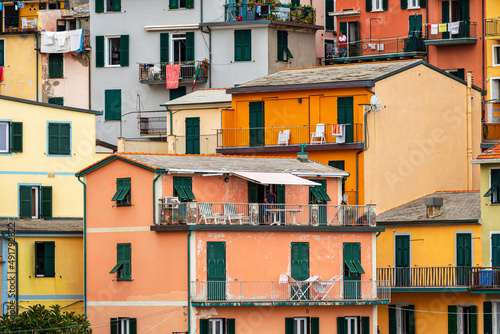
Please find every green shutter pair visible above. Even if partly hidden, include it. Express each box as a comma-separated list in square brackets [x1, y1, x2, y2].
[285, 318, 319, 334]
[20, 186, 52, 219]
[366, 0, 388, 11]
[36, 241, 55, 277]
[338, 317, 370, 334]
[310, 180, 331, 202]
[448, 305, 477, 334]
[110, 243, 131, 280]
[291, 242, 309, 280]
[344, 243, 365, 274]
[110, 318, 136, 334]
[325, 0, 335, 30]
[48, 122, 71, 155]
[200, 319, 234, 334]
[277, 30, 293, 62]
[0, 40, 4, 67]
[95, 35, 129, 67]
[234, 30, 252, 62]
[111, 178, 131, 206]
[105, 89, 122, 121]
[185, 117, 200, 154]
[389, 306, 415, 334]
[173, 177, 196, 201]
[48, 54, 64, 79]
[11, 122, 23, 153]
[95, 0, 120, 13]
[169, 0, 194, 9]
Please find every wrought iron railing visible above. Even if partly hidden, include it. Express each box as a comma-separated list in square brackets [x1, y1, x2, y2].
[138, 61, 209, 84]
[426, 21, 477, 40]
[470, 267, 500, 290]
[139, 116, 168, 135]
[485, 19, 500, 37]
[157, 202, 376, 227]
[216, 123, 363, 148]
[224, 3, 316, 25]
[191, 280, 390, 303]
[377, 267, 471, 288]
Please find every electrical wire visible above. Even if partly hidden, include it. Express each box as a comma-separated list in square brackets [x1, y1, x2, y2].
[381, 304, 492, 315]
[142, 308, 182, 333]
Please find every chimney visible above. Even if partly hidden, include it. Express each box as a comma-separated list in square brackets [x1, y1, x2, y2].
[297, 152, 309, 162]
[425, 197, 443, 218]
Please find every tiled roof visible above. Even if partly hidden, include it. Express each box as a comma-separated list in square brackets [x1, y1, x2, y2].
[161, 89, 231, 107]
[0, 220, 83, 233]
[377, 191, 480, 223]
[474, 143, 500, 160]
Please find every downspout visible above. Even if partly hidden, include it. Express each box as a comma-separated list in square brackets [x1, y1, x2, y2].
[167, 107, 173, 136]
[200, 0, 203, 23]
[77, 176, 87, 316]
[82, 48, 91, 110]
[208, 26, 212, 88]
[152, 171, 164, 225]
[187, 230, 192, 334]
[34, 33, 39, 101]
[2, 231, 18, 315]
[466, 71, 473, 190]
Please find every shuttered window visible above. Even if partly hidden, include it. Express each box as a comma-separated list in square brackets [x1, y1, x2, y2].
[173, 177, 196, 201]
[111, 178, 131, 206]
[48, 97, 64, 106]
[96, 0, 121, 13]
[169, 0, 193, 9]
[110, 243, 131, 280]
[105, 89, 121, 121]
[310, 180, 330, 202]
[234, 30, 251, 61]
[0, 39, 5, 67]
[35, 241, 55, 277]
[48, 122, 71, 155]
[277, 30, 293, 62]
[344, 243, 364, 275]
[48, 53, 64, 78]
[160, 33, 169, 63]
[95, 36, 104, 67]
[11, 122, 23, 153]
[110, 318, 136, 334]
[185, 32, 195, 61]
[485, 169, 500, 204]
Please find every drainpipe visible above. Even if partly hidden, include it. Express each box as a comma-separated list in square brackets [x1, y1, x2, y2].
[152, 171, 164, 225]
[187, 230, 192, 334]
[466, 71, 473, 191]
[34, 33, 39, 101]
[82, 48, 91, 110]
[200, 0, 203, 23]
[2, 231, 18, 315]
[77, 176, 87, 316]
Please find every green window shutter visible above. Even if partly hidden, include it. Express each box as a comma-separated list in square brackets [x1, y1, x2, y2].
[95, 0, 104, 13]
[484, 302, 492, 334]
[366, 0, 372, 12]
[325, 0, 334, 31]
[40, 186, 52, 219]
[235, 30, 251, 62]
[123, 244, 131, 279]
[291, 242, 309, 280]
[493, 235, 500, 267]
[186, 0, 194, 8]
[110, 318, 118, 334]
[419, 0, 426, 8]
[49, 53, 64, 79]
[227, 319, 235, 334]
[185, 32, 194, 62]
[361, 316, 370, 334]
[96, 36, 104, 67]
[243, 30, 251, 61]
[457, 68, 465, 80]
[48, 97, 64, 106]
[389, 305, 396, 334]
[169, 0, 178, 9]
[11, 122, 23, 153]
[44, 241, 55, 277]
[448, 305, 457, 334]
[401, 0, 407, 9]
[248, 181, 258, 203]
[311, 317, 319, 334]
[160, 33, 169, 63]
[337, 317, 345, 334]
[170, 87, 186, 100]
[48, 123, 58, 154]
[470, 305, 477, 334]
[234, 30, 242, 61]
[277, 30, 287, 62]
[120, 35, 129, 66]
[0, 40, 4, 67]
[129, 318, 137, 334]
[285, 318, 294, 334]
[19, 186, 32, 219]
[383, 0, 388, 10]
[408, 305, 415, 334]
[328, 160, 345, 170]
[48, 123, 71, 155]
[276, 184, 285, 204]
[337, 96, 354, 143]
[200, 319, 209, 334]
[105, 89, 121, 121]
[113, 0, 121, 12]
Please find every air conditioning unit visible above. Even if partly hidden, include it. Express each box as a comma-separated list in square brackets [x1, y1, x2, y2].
[164, 196, 180, 205]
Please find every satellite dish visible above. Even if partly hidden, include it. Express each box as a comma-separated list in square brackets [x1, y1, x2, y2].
[370, 95, 382, 111]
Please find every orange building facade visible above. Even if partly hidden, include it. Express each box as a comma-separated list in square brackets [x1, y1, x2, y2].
[77, 153, 387, 333]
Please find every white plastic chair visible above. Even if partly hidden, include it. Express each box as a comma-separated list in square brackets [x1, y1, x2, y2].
[332, 124, 346, 144]
[310, 124, 326, 144]
[277, 130, 290, 145]
[199, 203, 225, 224]
[224, 203, 250, 225]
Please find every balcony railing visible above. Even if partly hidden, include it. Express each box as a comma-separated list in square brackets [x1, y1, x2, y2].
[158, 202, 376, 227]
[470, 267, 500, 290]
[425, 21, 477, 43]
[138, 61, 209, 84]
[139, 116, 168, 135]
[485, 19, 500, 37]
[224, 3, 316, 25]
[217, 124, 363, 149]
[1, 15, 38, 33]
[377, 267, 471, 288]
[191, 280, 390, 303]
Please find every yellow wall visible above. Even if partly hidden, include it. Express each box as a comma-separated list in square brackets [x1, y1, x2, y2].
[486, 0, 500, 102]
[0, 98, 100, 218]
[479, 163, 500, 267]
[365, 65, 482, 212]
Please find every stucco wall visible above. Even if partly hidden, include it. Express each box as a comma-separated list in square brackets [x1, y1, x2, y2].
[479, 163, 500, 267]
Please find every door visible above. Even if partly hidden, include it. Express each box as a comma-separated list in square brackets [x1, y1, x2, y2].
[185, 117, 200, 154]
[337, 96, 354, 143]
[442, 1, 450, 39]
[344, 243, 361, 299]
[395, 235, 411, 287]
[456, 233, 471, 286]
[291, 242, 309, 300]
[275, 184, 286, 224]
[207, 242, 226, 301]
[249, 101, 264, 147]
[348, 21, 359, 57]
[309, 180, 328, 225]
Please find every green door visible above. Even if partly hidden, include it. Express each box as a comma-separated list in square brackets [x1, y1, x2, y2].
[309, 180, 328, 225]
[492, 234, 500, 267]
[395, 235, 410, 287]
[276, 184, 286, 224]
[456, 233, 471, 285]
[207, 242, 226, 301]
[442, 1, 450, 39]
[461, 0, 470, 37]
[291, 242, 309, 300]
[185, 117, 200, 154]
[249, 101, 264, 147]
[337, 97, 354, 143]
[344, 243, 362, 299]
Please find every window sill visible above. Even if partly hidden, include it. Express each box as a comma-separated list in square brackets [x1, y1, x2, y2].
[99, 11, 123, 14]
[234, 60, 253, 62]
[116, 203, 132, 207]
[104, 119, 121, 122]
[104, 65, 123, 68]
[47, 153, 72, 157]
[407, 6, 421, 9]
[117, 278, 132, 281]
[371, 9, 385, 12]
[0, 152, 13, 156]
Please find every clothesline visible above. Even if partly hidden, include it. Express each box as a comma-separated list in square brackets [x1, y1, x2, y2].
[422, 21, 465, 35]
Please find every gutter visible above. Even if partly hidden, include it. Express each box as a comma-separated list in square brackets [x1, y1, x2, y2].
[466, 71, 473, 190]
[77, 176, 87, 316]
[82, 49, 91, 110]
[187, 230, 192, 334]
[34, 34, 39, 101]
[2, 231, 18, 315]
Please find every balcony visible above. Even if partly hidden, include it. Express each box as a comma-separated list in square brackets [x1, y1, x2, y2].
[470, 267, 500, 290]
[1, 14, 38, 34]
[224, 3, 316, 25]
[216, 124, 364, 154]
[485, 19, 500, 38]
[424, 21, 477, 46]
[138, 61, 209, 85]
[377, 267, 471, 290]
[191, 280, 390, 305]
[156, 202, 376, 228]
[139, 116, 168, 136]
[326, 36, 426, 65]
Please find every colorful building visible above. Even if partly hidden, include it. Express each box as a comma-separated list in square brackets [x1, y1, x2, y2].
[76, 152, 387, 333]
[0, 95, 102, 314]
[376, 191, 485, 334]
[217, 60, 482, 213]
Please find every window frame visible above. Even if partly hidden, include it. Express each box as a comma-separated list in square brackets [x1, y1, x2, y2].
[407, 0, 420, 9]
[46, 121, 72, 157]
[493, 301, 500, 333]
[105, 36, 121, 67]
[486, 168, 500, 204]
[0, 39, 5, 67]
[169, 0, 194, 9]
[0, 121, 10, 154]
[209, 319, 224, 334]
[457, 305, 472, 334]
[372, 0, 384, 11]
[493, 45, 500, 67]
[294, 317, 309, 334]
[345, 316, 359, 334]
[35, 241, 55, 277]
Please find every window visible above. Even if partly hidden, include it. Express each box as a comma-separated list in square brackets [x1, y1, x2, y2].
[47, 122, 71, 155]
[388, 305, 415, 334]
[169, 0, 194, 9]
[95, 35, 129, 67]
[160, 33, 169, 63]
[109, 243, 131, 280]
[111, 178, 131, 206]
[485, 169, 500, 204]
[170, 87, 186, 100]
[277, 30, 293, 62]
[95, 0, 121, 13]
[0, 121, 22, 153]
[110, 317, 137, 334]
[285, 317, 319, 334]
[445, 68, 465, 80]
[48, 97, 64, 106]
[485, 302, 500, 334]
[344, 243, 364, 276]
[35, 241, 55, 277]
[171, 32, 194, 63]
[372, 0, 383, 11]
[338, 316, 369, 334]
[408, 0, 419, 8]
[173, 177, 196, 201]
[48, 53, 64, 79]
[492, 234, 500, 267]
[0, 39, 4, 67]
[367, 0, 387, 11]
[401, 0, 425, 9]
[325, 0, 334, 30]
[56, 19, 66, 31]
[19, 185, 52, 219]
[234, 30, 251, 61]
[447, 305, 477, 334]
[494, 45, 500, 66]
[199, 318, 235, 334]
[309, 180, 331, 203]
[105, 89, 122, 121]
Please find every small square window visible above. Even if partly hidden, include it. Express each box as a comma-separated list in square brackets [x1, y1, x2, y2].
[112, 178, 131, 206]
[47, 122, 71, 155]
[170, 0, 194, 9]
[105, 0, 121, 12]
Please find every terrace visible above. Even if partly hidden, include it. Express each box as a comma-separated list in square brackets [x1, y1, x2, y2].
[224, 3, 315, 25]
[485, 18, 500, 38]
[424, 22, 477, 46]
[377, 266, 470, 290]
[138, 61, 209, 85]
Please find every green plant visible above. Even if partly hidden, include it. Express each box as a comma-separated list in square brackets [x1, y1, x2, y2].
[176, 215, 186, 223]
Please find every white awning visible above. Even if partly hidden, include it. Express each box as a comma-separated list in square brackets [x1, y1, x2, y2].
[144, 24, 200, 32]
[329, 10, 361, 17]
[231, 171, 320, 186]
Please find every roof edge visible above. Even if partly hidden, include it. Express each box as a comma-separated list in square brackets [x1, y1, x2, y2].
[0, 95, 102, 115]
[228, 80, 375, 94]
[76, 154, 159, 176]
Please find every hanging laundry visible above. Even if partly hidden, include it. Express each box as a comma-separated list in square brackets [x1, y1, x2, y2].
[431, 24, 438, 35]
[449, 21, 460, 35]
[69, 29, 84, 52]
[41, 30, 83, 53]
[439, 23, 448, 33]
[165, 65, 181, 90]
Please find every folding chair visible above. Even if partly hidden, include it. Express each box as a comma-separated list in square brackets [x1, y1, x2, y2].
[224, 203, 250, 225]
[199, 203, 225, 224]
[310, 124, 326, 144]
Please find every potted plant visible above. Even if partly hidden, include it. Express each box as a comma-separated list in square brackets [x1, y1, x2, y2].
[176, 215, 186, 224]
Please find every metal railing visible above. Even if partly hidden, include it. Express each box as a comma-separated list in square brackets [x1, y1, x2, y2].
[138, 61, 209, 84]
[216, 124, 363, 148]
[173, 134, 218, 155]
[158, 202, 376, 227]
[470, 267, 500, 289]
[139, 116, 168, 135]
[377, 267, 471, 288]
[191, 280, 390, 303]
[426, 21, 477, 40]
[485, 19, 500, 37]
[224, 3, 316, 25]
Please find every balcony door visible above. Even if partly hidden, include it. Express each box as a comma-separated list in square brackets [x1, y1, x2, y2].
[185, 117, 200, 154]
[337, 96, 354, 143]
[344, 243, 363, 299]
[291, 242, 309, 300]
[339, 21, 359, 57]
[442, 0, 470, 39]
[456, 233, 471, 286]
[395, 235, 411, 287]
[207, 242, 226, 301]
[249, 101, 264, 147]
